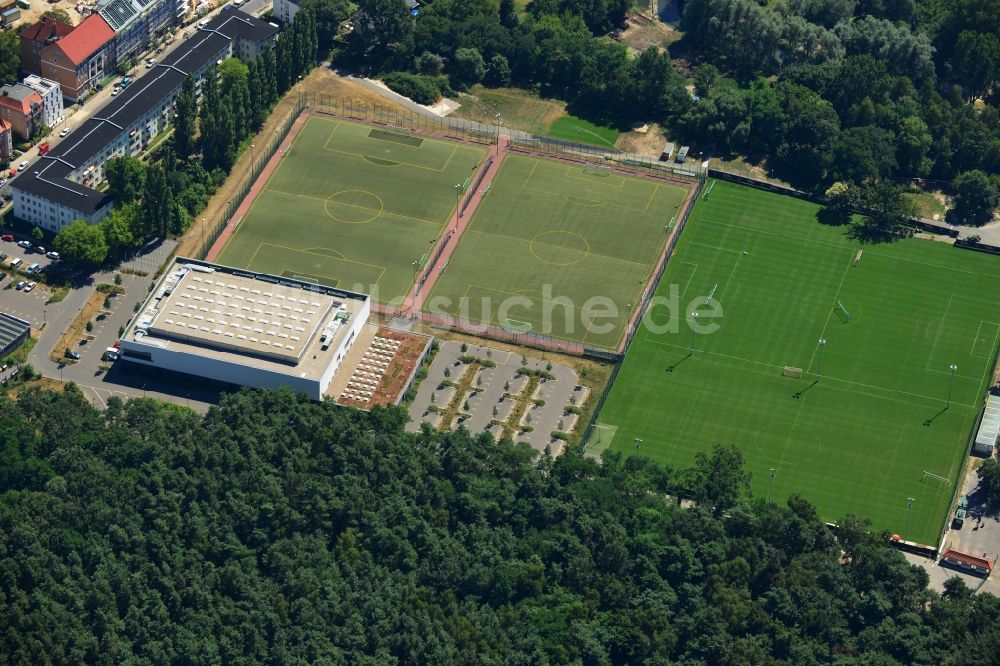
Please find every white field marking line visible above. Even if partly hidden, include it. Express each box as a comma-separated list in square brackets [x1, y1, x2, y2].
[645, 337, 976, 409]
[926, 367, 983, 381]
[702, 218, 1000, 280]
[677, 262, 698, 300]
[924, 293, 954, 372]
[717, 250, 745, 304]
[806, 253, 854, 374]
[690, 241, 741, 254]
[970, 321, 1000, 358]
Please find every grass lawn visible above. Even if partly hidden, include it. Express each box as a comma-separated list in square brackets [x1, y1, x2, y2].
[904, 190, 949, 222]
[595, 180, 1000, 545]
[453, 87, 565, 137]
[425, 154, 690, 350]
[216, 115, 486, 304]
[546, 115, 620, 148]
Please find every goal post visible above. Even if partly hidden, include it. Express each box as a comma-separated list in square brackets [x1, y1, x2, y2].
[583, 163, 612, 177]
[921, 471, 951, 489]
[852, 249, 863, 266]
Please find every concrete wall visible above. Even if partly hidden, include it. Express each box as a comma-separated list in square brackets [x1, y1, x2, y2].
[120, 338, 323, 399]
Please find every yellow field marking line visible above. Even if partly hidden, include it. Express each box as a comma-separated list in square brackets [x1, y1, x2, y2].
[642, 183, 660, 213]
[323, 146, 450, 172]
[257, 241, 387, 285]
[264, 188, 441, 226]
[304, 246, 347, 259]
[521, 160, 539, 188]
[466, 228, 655, 269]
[440, 143, 459, 173]
[520, 180, 650, 213]
[321, 121, 342, 150]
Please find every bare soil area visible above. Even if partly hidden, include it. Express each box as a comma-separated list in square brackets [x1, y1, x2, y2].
[615, 122, 667, 156]
[619, 11, 681, 54]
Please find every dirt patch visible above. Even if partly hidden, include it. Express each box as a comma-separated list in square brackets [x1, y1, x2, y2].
[337, 327, 429, 410]
[176, 68, 411, 260]
[615, 123, 667, 156]
[48, 288, 109, 363]
[619, 11, 681, 54]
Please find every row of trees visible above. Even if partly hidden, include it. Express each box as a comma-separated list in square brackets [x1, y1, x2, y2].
[52, 9, 319, 266]
[1, 386, 999, 662]
[341, 0, 1000, 222]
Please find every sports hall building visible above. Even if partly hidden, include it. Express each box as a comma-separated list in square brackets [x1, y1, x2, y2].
[119, 258, 370, 400]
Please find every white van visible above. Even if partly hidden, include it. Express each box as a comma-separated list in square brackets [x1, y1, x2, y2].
[9, 257, 22, 268]
[198, 19, 209, 28]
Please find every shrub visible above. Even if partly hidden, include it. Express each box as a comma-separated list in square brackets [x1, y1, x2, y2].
[85, 321, 93, 332]
[383, 72, 449, 105]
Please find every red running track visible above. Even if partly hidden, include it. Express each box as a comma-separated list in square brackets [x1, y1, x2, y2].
[205, 111, 310, 263]
[401, 135, 510, 314]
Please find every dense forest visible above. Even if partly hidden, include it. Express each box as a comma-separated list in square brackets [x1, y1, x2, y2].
[2, 385, 1000, 663]
[331, 0, 1000, 223]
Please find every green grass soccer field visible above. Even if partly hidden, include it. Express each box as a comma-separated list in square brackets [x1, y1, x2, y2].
[215, 115, 486, 303]
[425, 154, 691, 349]
[596, 180, 1000, 545]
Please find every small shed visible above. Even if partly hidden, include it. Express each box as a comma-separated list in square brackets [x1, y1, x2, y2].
[940, 549, 993, 577]
[1, 6, 20, 26]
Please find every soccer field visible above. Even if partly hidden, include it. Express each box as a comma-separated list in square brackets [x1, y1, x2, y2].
[215, 115, 486, 303]
[425, 154, 691, 349]
[596, 181, 1000, 545]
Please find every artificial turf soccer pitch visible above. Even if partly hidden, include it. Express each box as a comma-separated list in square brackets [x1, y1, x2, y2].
[595, 181, 1000, 545]
[425, 154, 689, 349]
[215, 115, 486, 303]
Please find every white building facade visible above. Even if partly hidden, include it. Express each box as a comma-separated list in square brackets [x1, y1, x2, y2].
[21, 76, 62, 129]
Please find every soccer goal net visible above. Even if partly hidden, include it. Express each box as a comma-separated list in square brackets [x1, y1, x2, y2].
[834, 300, 853, 324]
[584, 163, 612, 177]
[921, 471, 951, 490]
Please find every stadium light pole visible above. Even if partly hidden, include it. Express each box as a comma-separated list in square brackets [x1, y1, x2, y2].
[948, 363, 957, 408]
[634, 437, 641, 452]
[903, 497, 915, 541]
[767, 468, 777, 502]
[690, 312, 698, 353]
[817, 338, 826, 380]
[495, 112, 502, 157]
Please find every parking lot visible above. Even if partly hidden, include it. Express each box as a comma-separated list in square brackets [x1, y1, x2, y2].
[0, 239, 60, 330]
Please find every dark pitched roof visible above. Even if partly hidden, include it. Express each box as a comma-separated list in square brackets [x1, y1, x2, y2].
[13, 12, 278, 216]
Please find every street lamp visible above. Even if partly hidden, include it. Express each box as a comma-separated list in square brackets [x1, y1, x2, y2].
[817, 338, 826, 380]
[903, 497, 915, 541]
[767, 468, 777, 502]
[947, 363, 957, 408]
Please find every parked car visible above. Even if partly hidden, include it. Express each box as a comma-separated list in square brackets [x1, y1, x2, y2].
[16, 240, 30, 249]
[26, 263, 39, 274]
[15, 280, 25, 290]
[34, 246, 44, 255]
[0, 253, 7, 262]
[0, 272, 7, 281]
[111, 87, 120, 96]
[104, 348, 120, 361]
[0, 178, 6, 186]
[10, 258, 22, 268]
[46, 251, 59, 260]
[24, 282, 35, 292]
[65, 349, 80, 360]
[37, 143, 49, 156]
[16, 161, 28, 171]
[59, 127, 70, 137]
[1, 234, 13, 242]
[146, 58, 157, 68]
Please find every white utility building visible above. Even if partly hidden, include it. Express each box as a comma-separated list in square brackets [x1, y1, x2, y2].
[119, 259, 370, 400]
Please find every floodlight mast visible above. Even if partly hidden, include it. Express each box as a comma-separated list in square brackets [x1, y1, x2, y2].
[817, 338, 827, 380]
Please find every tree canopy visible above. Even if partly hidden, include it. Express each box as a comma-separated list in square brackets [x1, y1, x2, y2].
[1, 386, 999, 663]
[52, 220, 109, 266]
